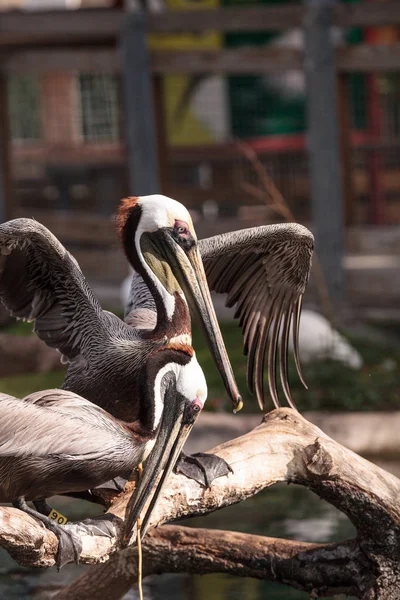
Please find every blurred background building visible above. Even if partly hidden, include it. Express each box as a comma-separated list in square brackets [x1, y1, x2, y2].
[1, 0, 400, 315]
[2, 4, 400, 598]
[0, 0, 113, 9]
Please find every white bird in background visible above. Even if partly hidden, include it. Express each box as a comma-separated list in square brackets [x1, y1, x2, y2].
[23, 0, 81, 9]
[289, 309, 363, 370]
[265, 27, 345, 100]
[121, 277, 363, 371]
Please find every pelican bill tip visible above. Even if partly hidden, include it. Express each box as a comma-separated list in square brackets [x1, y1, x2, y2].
[233, 396, 244, 414]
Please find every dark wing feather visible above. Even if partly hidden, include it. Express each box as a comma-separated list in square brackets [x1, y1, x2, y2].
[0, 218, 106, 360]
[199, 223, 314, 410]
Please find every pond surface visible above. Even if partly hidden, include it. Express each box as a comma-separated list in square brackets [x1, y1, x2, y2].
[0, 469, 370, 600]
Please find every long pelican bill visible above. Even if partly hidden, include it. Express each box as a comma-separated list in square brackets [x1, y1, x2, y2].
[123, 387, 202, 544]
[165, 241, 243, 413]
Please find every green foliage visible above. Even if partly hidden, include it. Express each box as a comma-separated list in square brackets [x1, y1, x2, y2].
[0, 371, 64, 398]
[2, 320, 34, 336]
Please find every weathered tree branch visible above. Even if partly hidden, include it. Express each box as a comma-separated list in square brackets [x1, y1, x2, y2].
[54, 526, 364, 600]
[1, 409, 400, 599]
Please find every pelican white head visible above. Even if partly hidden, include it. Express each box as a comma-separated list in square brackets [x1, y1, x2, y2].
[117, 194, 242, 413]
[137, 194, 196, 238]
[175, 351, 207, 411]
[152, 349, 207, 432]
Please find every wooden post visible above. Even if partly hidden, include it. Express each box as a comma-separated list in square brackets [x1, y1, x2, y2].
[337, 73, 354, 227]
[366, 73, 385, 225]
[304, 0, 345, 307]
[363, 20, 397, 225]
[152, 74, 169, 194]
[120, 11, 160, 195]
[0, 74, 12, 223]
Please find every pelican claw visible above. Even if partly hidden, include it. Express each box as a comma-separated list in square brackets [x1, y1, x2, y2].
[54, 525, 82, 569]
[78, 515, 120, 538]
[13, 498, 82, 569]
[93, 476, 128, 493]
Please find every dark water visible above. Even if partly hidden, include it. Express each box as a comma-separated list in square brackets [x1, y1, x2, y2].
[0, 475, 365, 600]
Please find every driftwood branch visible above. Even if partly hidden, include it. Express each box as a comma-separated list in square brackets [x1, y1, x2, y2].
[1, 409, 400, 599]
[54, 527, 364, 600]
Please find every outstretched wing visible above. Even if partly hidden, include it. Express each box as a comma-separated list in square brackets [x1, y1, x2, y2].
[0, 218, 106, 361]
[199, 223, 314, 410]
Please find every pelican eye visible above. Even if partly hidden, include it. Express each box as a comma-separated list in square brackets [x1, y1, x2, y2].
[184, 398, 203, 424]
[172, 220, 195, 251]
[174, 220, 190, 236]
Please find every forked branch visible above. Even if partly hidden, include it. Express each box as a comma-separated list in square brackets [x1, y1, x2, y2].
[1, 409, 400, 599]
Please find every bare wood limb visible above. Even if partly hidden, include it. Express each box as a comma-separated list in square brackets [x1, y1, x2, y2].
[1, 409, 400, 599]
[55, 527, 365, 600]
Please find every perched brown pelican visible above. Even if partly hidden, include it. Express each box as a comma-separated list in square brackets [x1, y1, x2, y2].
[0, 345, 206, 568]
[123, 196, 315, 409]
[0, 195, 240, 418]
[0, 193, 313, 411]
[0, 195, 236, 501]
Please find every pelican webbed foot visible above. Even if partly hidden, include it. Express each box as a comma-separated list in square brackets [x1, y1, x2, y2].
[174, 452, 233, 487]
[78, 514, 120, 538]
[95, 476, 128, 493]
[13, 498, 82, 569]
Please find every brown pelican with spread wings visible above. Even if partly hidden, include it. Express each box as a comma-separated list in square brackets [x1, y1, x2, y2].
[0, 194, 313, 414]
[0, 196, 239, 418]
[123, 195, 314, 410]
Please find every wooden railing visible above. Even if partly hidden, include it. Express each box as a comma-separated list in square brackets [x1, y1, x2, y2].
[1, 2, 400, 45]
[3, 1, 400, 292]
[1, 2, 400, 74]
